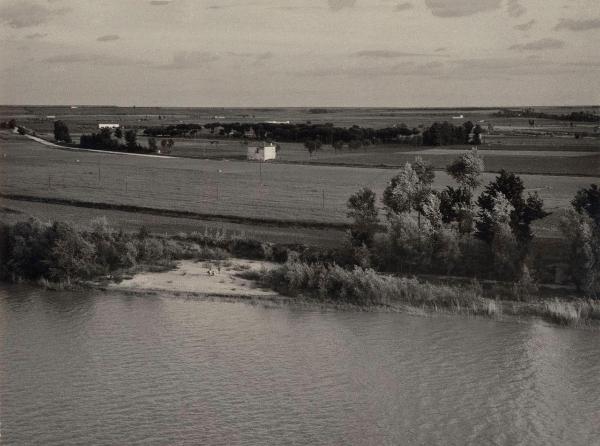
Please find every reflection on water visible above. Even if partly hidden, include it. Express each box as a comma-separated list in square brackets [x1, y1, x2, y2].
[1, 284, 599, 446]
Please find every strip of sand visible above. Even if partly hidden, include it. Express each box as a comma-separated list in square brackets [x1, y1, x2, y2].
[110, 258, 283, 299]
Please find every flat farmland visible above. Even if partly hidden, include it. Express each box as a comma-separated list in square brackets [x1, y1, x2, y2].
[0, 197, 345, 247]
[0, 133, 594, 236]
[6, 105, 599, 133]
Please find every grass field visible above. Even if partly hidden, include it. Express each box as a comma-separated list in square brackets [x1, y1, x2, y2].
[11, 105, 597, 177]
[0, 132, 594, 238]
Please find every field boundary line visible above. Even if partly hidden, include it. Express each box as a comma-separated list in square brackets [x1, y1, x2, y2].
[0, 193, 351, 230]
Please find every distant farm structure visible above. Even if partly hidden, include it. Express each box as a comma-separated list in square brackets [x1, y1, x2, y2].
[247, 143, 277, 161]
[98, 123, 120, 129]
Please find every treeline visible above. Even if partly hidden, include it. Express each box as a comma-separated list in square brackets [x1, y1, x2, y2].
[343, 153, 599, 296]
[0, 219, 231, 283]
[79, 128, 173, 154]
[143, 121, 482, 146]
[494, 108, 600, 123]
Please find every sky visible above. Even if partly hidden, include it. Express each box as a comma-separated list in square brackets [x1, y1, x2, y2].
[0, 0, 599, 107]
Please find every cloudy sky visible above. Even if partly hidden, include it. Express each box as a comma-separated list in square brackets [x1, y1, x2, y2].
[0, 0, 598, 107]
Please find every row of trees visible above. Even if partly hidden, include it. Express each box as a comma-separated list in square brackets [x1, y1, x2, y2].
[144, 121, 481, 148]
[494, 108, 600, 123]
[79, 128, 174, 154]
[346, 150, 553, 285]
[51, 121, 173, 154]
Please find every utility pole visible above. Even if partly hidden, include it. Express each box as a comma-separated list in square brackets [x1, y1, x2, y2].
[322, 189, 325, 209]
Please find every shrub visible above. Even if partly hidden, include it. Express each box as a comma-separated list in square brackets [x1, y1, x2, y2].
[137, 237, 165, 262]
[230, 238, 268, 259]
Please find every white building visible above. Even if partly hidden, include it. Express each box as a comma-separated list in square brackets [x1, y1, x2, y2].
[98, 123, 120, 129]
[247, 143, 277, 161]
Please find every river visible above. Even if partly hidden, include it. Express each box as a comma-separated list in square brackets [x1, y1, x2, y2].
[1, 284, 598, 445]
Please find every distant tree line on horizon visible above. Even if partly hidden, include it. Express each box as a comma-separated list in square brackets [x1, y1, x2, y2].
[494, 108, 600, 123]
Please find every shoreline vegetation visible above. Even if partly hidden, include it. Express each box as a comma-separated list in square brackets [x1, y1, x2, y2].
[1, 217, 598, 327]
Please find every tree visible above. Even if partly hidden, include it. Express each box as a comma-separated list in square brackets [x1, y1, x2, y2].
[346, 187, 379, 247]
[8, 119, 16, 129]
[571, 184, 600, 226]
[476, 170, 549, 247]
[440, 150, 480, 232]
[332, 140, 344, 151]
[383, 160, 436, 229]
[446, 149, 484, 190]
[304, 140, 321, 157]
[53, 120, 72, 143]
[148, 137, 158, 152]
[382, 163, 420, 215]
[560, 210, 599, 295]
[413, 156, 435, 188]
[114, 127, 123, 139]
[124, 130, 137, 150]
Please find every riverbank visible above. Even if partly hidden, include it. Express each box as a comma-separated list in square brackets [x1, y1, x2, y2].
[103, 259, 600, 327]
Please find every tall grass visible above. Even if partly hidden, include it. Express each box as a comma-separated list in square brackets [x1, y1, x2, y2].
[541, 299, 600, 325]
[260, 261, 500, 315]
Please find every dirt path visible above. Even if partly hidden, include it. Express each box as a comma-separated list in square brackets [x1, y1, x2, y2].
[22, 133, 174, 159]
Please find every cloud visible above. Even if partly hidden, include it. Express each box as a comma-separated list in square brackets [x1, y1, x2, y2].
[506, 0, 526, 18]
[554, 18, 600, 31]
[25, 32, 47, 39]
[298, 61, 446, 78]
[0, 0, 69, 28]
[352, 50, 435, 58]
[159, 51, 219, 69]
[42, 53, 147, 66]
[424, 0, 501, 17]
[149, 1, 171, 5]
[395, 2, 413, 11]
[509, 38, 565, 51]
[514, 19, 535, 31]
[97, 34, 120, 42]
[328, 0, 356, 11]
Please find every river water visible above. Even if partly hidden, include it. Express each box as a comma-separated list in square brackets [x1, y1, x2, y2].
[1, 284, 598, 445]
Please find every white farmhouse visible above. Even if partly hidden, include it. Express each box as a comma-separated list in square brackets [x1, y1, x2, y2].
[98, 123, 120, 129]
[247, 143, 277, 161]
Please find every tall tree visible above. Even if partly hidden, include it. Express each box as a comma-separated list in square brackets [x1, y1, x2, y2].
[346, 187, 379, 247]
[124, 130, 137, 150]
[446, 149, 484, 190]
[382, 163, 420, 215]
[441, 150, 484, 232]
[476, 170, 549, 246]
[571, 184, 600, 226]
[53, 121, 72, 143]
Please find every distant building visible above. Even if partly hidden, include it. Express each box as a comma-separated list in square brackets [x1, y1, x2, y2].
[247, 143, 277, 161]
[98, 123, 120, 129]
[244, 127, 257, 139]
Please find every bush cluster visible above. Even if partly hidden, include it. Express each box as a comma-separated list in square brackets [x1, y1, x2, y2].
[260, 261, 496, 311]
[0, 218, 229, 283]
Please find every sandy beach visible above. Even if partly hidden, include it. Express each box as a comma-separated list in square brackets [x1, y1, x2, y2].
[110, 258, 283, 299]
